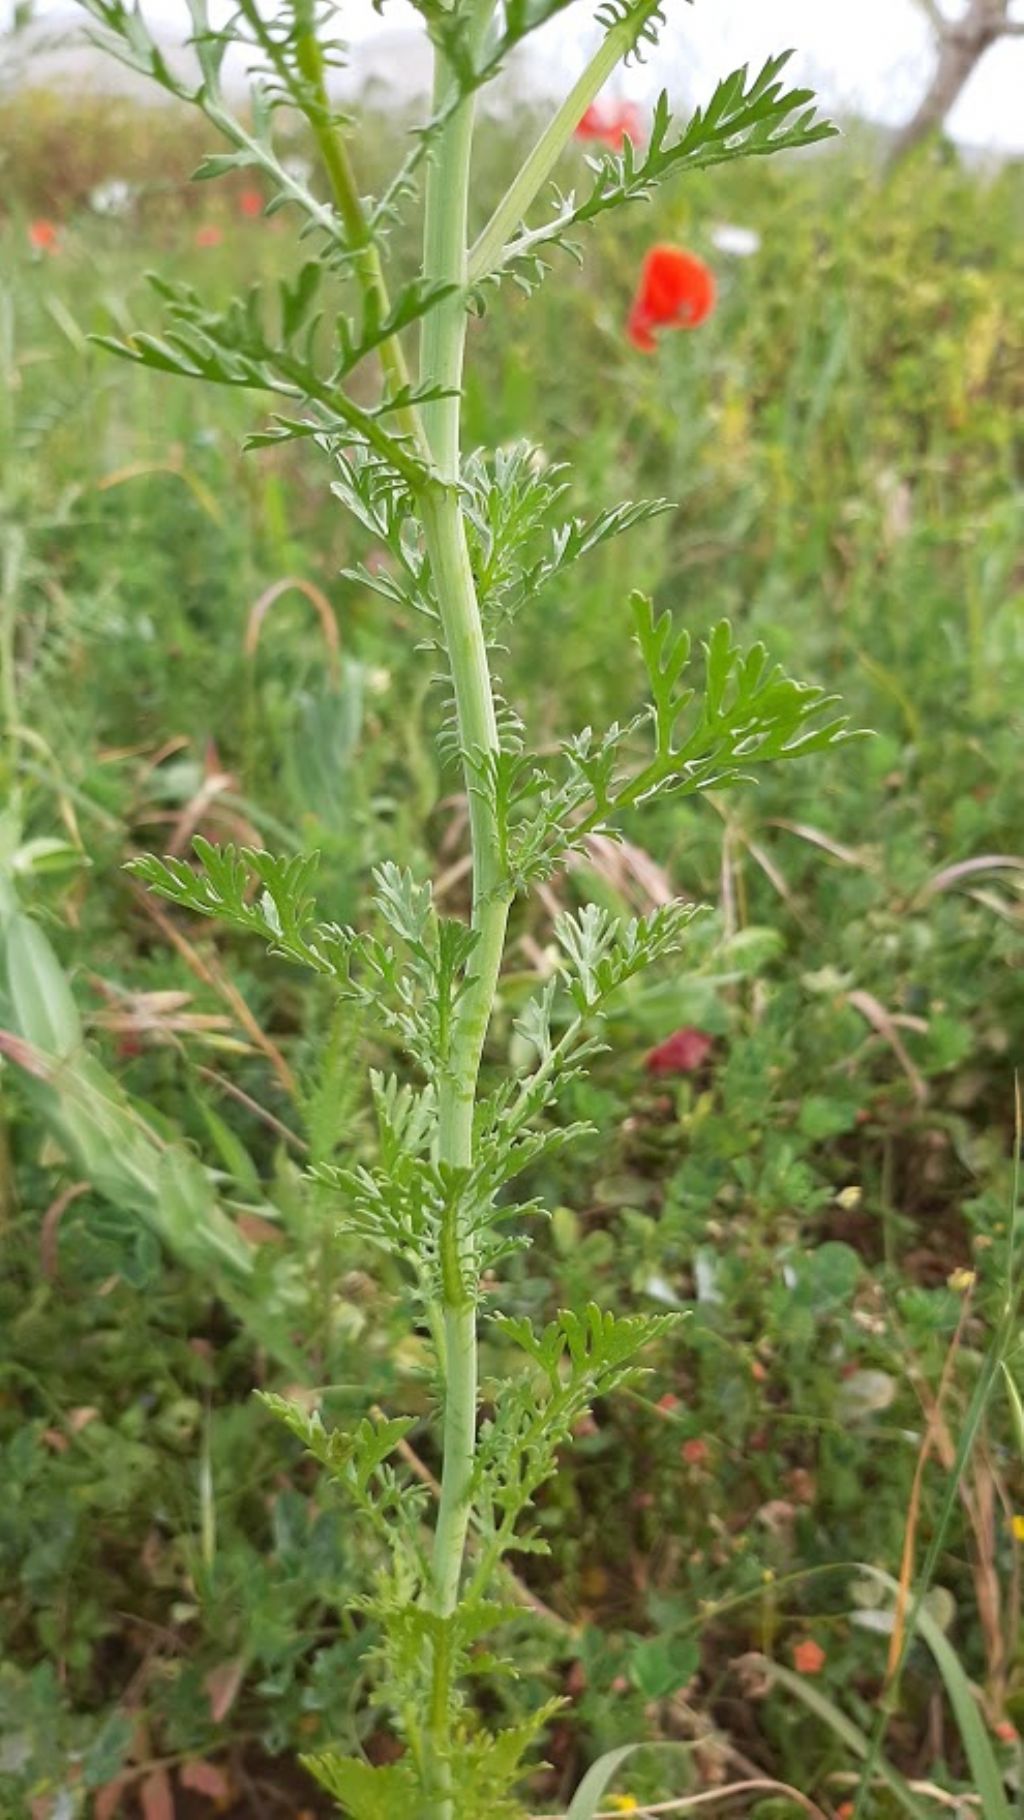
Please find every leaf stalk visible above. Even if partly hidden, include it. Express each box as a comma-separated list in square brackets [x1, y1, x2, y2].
[469, 0, 663, 286]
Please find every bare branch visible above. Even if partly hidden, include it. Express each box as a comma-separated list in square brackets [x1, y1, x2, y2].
[912, 0, 949, 33]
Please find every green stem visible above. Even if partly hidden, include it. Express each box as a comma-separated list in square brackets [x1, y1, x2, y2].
[289, 1, 430, 459]
[430, 1300, 478, 1601]
[468, 0, 662, 285]
[416, 9, 506, 1812]
[419, 90, 477, 480]
[275, 355, 426, 490]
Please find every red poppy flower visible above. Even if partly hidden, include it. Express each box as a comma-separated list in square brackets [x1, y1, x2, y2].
[28, 218, 60, 254]
[575, 100, 644, 151]
[628, 245, 716, 353]
[644, 1027, 713, 1077]
[238, 188, 263, 218]
[195, 224, 224, 249]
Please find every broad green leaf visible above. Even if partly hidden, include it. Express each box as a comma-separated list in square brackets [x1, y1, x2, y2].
[628, 1633, 699, 1699]
[12, 837, 90, 877]
[4, 909, 83, 1057]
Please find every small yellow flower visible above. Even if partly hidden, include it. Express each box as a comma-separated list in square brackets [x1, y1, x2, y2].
[947, 1267, 976, 1293]
[1011, 1514, 1024, 1543]
[609, 1799, 640, 1814]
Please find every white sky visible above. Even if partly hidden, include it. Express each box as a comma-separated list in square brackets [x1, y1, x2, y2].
[10, 0, 1024, 152]
[515, 0, 1024, 150]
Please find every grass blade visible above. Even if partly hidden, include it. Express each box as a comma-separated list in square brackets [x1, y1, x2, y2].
[564, 1743, 695, 1820]
[749, 1657, 934, 1820]
[855, 1568, 1013, 1820]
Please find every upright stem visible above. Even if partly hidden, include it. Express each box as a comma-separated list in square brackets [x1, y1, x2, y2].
[289, 3, 505, 1798]
[416, 8, 508, 1811]
[291, 0, 429, 458]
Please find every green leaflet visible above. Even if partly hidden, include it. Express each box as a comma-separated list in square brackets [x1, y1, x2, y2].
[301, 1755, 419, 1819]
[475, 53, 838, 291]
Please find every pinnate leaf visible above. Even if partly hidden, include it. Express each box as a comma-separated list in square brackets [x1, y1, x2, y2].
[302, 1754, 419, 1817]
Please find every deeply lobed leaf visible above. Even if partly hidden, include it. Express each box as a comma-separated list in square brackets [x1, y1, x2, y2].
[476, 51, 838, 287]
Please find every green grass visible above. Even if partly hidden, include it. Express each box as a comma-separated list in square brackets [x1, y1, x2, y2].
[1, 91, 1023, 1817]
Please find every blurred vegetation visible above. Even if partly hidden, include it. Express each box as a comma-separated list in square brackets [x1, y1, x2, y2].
[0, 83, 1023, 1818]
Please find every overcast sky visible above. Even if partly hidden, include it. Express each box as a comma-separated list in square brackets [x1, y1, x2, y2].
[494, 0, 1024, 150]
[10, 0, 1024, 152]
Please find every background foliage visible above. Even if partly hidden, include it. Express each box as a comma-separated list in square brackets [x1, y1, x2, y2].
[1, 78, 1023, 1816]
